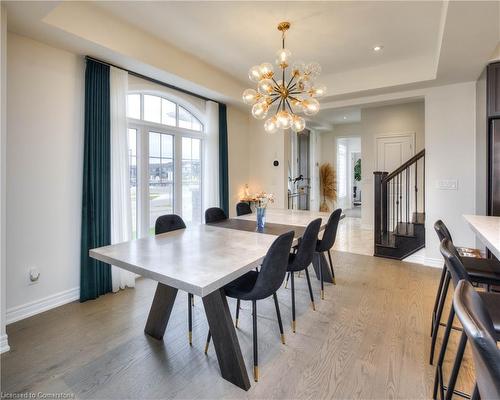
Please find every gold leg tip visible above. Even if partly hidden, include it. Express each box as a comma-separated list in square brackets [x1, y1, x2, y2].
[188, 332, 192, 345]
[321, 290, 325, 300]
[332, 278, 336, 285]
[253, 366, 259, 382]
[292, 320, 296, 333]
[281, 334, 286, 344]
[235, 318, 239, 328]
[204, 343, 209, 354]
[312, 302, 316, 311]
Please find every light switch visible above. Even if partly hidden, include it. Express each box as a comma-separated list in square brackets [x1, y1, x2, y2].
[437, 179, 458, 190]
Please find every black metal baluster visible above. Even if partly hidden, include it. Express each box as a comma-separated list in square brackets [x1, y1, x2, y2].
[415, 159, 418, 217]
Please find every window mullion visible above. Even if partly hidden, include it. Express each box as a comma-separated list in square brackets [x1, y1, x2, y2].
[138, 126, 150, 237]
[174, 134, 183, 216]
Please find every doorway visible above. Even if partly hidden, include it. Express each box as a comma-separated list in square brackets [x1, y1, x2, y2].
[336, 137, 361, 217]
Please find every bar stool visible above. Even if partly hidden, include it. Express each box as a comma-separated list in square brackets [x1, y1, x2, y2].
[433, 239, 500, 400]
[236, 202, 252, 216]
[204, 231, 294, 382]
[155, 214, 195, 345]
[205, 207, 227, 223]
[453, 280, 500, 400]
[286, 218, 322, 332]
[430, 220, 500, 364]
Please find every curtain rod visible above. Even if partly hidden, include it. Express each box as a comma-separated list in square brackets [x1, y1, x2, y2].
[85, 55, 219, 104]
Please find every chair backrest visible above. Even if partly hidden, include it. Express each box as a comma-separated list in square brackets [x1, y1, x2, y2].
[236, 202, 252, 216]
[293, 218, 322, 269]
[434, 220, 453, 242]
[453, 280, 500, 400]
[155, 214, 186, 235]
[205, 207, 227, 223]
[439, 239, 469, 287]
[249, 231, 294, 300]
[317, 208, 342, 252]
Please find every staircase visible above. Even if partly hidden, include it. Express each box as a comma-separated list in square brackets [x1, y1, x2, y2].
[374, 149, 425, 260]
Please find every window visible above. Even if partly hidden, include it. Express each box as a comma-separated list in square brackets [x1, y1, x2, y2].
[127, 93, 204, 235]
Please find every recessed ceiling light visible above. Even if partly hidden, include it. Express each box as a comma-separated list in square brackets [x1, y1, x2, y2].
[343, 116, 347, 120]
[373, 45, 383, 52]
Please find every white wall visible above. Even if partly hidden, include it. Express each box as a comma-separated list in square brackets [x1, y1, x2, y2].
[1, 4, 9, 353]
[6, 33, 84, 320]
[320, 101, 425, 228]
[475, 69, 487, 250]
[424, 81, 477, 260]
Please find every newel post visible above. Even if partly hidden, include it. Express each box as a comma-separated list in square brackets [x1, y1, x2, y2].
[373, 171, 388, 244]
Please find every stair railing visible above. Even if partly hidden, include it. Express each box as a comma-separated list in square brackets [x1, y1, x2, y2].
[374, 149, 425, 246]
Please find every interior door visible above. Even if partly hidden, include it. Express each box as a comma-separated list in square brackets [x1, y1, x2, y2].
[376, 134, 414, 172]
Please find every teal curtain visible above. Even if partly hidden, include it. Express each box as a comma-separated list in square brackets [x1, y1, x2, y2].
[218, 103, 229, 215]
[80, 60, 112, 302]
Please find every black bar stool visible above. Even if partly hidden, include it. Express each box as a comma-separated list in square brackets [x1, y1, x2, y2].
[205, 231, 294, 382]
[430, 220, 500, 365]
[155, 214, 195, 345]
[453, 280, 500, 400]
[286, 218, 322, 332]
[236, 202, 252, 216]
[433, 239, 500, 400]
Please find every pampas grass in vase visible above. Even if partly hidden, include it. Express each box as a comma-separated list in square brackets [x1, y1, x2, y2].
[319, 163, 337, 212]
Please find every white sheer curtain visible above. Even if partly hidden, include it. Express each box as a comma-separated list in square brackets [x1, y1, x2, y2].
[110, 66, 136, 291]
[203, 101, 220, 218]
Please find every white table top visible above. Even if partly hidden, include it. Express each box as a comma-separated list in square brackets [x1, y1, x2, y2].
[90, 224, 276, 297]
[236, 208, 332, 227]
[463, 214, 500, 259]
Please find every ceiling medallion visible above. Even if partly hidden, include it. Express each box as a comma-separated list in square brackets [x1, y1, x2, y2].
[242, 21, 326, 133]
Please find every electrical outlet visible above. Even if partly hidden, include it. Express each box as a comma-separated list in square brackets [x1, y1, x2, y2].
[28, 267, 40, 285]
[437, 179, 458, 190]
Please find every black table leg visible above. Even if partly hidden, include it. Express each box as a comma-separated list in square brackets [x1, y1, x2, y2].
[144, 282, 178, 340]
[312, 251, 334, 284]
[202, 289, 251, 391]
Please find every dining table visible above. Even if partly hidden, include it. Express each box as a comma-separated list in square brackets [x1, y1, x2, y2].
[89, 208, 337, 391]
[463, 214, 500, 258]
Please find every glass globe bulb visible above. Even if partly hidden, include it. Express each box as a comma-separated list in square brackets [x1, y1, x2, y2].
[302, 98, 320, 116]
[252, 101, 269, 120]
[242, 88, 260, 105]
[264, 116, 279, 134]
[291, 61, 306, 77]
[290, 97, 304, 113]
[276, 110, 292, 129]
[259, 62, 274, 78]
[275, 48, 292, 67]
[248, 65, 263, 82]
[305, 62, 322, 77]
[310, 85, 327, 98]
[257, 78, 275, 95]
[291, 115, 306, 132]
[298, 75, 313, 91]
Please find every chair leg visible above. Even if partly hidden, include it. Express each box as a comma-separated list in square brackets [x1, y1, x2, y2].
[471, 384, 480, 400]
[430, 271, 451, 365]
[252, 300, 258, 382]
[204, 330, 211, 354]
[285, 272, 290, 288]
[445, 332, 468, 400]
[235, 298, 241, 328]
[272, 293, 285, 344]
[304, 267, 316, 311]
[318, 253, 325, 300]
[188, 293, 193, 345]
[433, 306, 456, 400]
[431, 265, 447, 337]
[327, 250, 336, 285]
[291, 272, 296, 333]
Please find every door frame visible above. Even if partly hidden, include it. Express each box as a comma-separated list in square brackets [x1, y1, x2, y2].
[374, 132, 415, 171]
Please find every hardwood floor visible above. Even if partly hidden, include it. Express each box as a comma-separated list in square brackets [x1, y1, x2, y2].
[1, 251, 475, 399]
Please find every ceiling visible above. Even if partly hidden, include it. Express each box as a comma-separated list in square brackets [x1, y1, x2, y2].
[4, 1, 500, 111]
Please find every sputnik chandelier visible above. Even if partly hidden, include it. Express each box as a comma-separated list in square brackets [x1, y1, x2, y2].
[242, 21, 326, 133]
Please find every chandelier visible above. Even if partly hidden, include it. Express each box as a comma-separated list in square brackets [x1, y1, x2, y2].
[242, 21, 326, 133]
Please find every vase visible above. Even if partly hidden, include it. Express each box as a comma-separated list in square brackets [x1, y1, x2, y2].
[256, 207, 266, 231]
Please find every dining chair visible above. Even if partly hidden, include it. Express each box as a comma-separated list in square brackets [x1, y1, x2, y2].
[453, 280, 500, 400]
[286, 218, 322, 333]
[430, 220, 500, 364]
[433, 239, 500, 400]
[315, 208, 342, 297]
[236, 202, 252, 216]
[155, 214, 195, 345]
[205, 207, 228, 223]
[204, 230, 295, 382]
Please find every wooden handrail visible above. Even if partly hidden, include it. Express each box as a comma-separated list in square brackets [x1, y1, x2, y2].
[384, 149, 425, 182]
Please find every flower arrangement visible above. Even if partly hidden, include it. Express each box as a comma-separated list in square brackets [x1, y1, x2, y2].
[255, 192, 275, 208]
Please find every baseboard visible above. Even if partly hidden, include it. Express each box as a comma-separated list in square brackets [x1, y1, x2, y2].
[0, 334, 10, 353]
[402, 251, 442, 269]
[6, 287, 79, 325]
